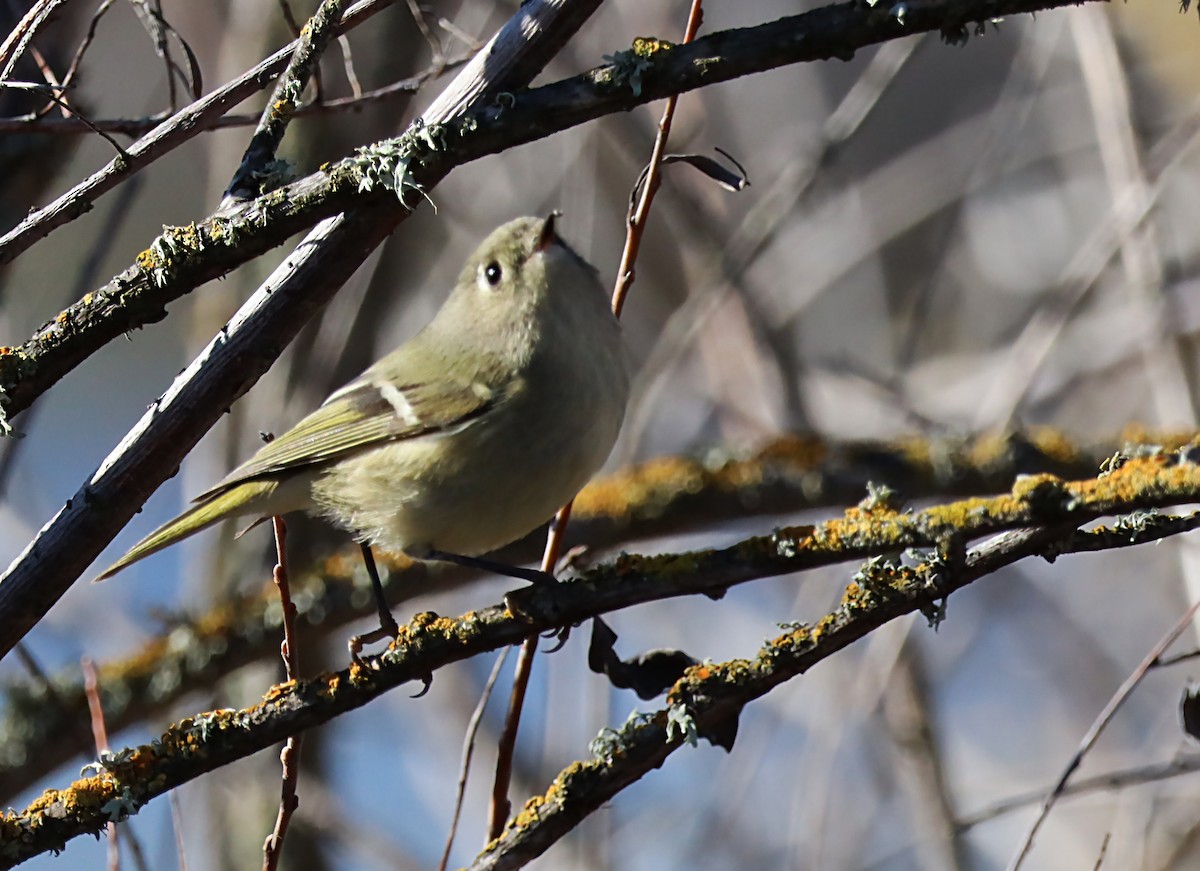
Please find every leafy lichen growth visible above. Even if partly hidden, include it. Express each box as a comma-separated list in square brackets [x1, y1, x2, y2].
[665, 700, 698, 746]
[589, 709, 657, 763]
[349, 120, 444, 206]
[602, 36, 674, 97]
[0, 383, 16, 437]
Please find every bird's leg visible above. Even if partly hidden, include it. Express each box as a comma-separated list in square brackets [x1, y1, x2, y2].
[348, 544, 401, 665]
[424, 548, 557, 586]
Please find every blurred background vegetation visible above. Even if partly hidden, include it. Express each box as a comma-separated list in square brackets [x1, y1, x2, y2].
[3, 0, 1200, 868]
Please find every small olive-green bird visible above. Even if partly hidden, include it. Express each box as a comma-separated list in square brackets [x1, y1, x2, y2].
[98, 215, 631, 588]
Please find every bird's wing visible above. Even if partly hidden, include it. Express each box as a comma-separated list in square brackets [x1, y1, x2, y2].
[195, 376, 514, 500]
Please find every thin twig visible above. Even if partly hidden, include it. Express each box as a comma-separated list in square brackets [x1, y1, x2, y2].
[79, 661, 150, 871]
[0, 52, 471, 134]
[438, 17, 483, 52]
[335, 34, 362, 98]
[1091, 832, 1111, 871]
[487, 504, 572, 840]
[4, 80, 128, 154]
[168, 790, 188, 871]
[262, 517, 303, 871]
[611, 0, 705, 319]
[404, 0, 442, 61]
[956, 755, 1200, 831]
[441, 650, 509, 871]
[22, 41, 63, 116]
[1154, 648, 1200, 668]
[274, 0, 302, 36]
[82, 656, 120, 871]
[1007, 595, 1200, 870]
[55, 0, 117, 106]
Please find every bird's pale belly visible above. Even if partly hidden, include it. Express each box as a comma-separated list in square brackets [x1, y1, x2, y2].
[309, 405, 618, 558]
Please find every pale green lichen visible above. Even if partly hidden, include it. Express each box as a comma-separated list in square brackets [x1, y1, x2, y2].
[665, 701, 698, 746]
[350, 120, 444, 207]
[589, 709, 656, 762]
[0, 384, 17, 437]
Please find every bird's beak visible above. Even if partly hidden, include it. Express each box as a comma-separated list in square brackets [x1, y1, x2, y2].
[536, 210, 562, 252]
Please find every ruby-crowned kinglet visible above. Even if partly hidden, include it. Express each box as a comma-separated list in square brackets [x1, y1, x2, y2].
[97, 215, 631, 588]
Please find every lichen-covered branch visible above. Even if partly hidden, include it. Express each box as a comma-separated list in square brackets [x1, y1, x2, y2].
[567, 426, 1196, 541]
[4, 445, 1200, 866]
[223, 0, 349, 204]
[471, 514, 1199, 871]
[0, 0, 1105, 423]
[0, 426, 1188, 802]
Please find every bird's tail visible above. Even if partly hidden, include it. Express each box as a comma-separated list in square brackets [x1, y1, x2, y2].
[95, 480, 279, 581]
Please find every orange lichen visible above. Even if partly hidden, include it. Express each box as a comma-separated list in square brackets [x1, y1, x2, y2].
[895, 435, 933, 468]
[632, 36, 674, 57]
[347, 659, 371, 684]
[575, 456, 703, 520]
[319, 673, 341, 697]
[511, 792, 550, 829]
[1011, 472, 1065, 500]
[135, 249, 161, 274]
[1028, 428, 1082, 465]
[261, 681, 295, 704]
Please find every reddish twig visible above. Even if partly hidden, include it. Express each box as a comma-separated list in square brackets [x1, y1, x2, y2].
[484, 0, 706, 841]
[82, 659, 151, 871]
[262, 517, 303, 871]
[82, 656, 120, 871]
[487, 504, 572, 840]
[611, 0, 705, 319]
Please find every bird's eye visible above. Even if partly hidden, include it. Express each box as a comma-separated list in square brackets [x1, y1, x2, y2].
[484, 261, 503, 286]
